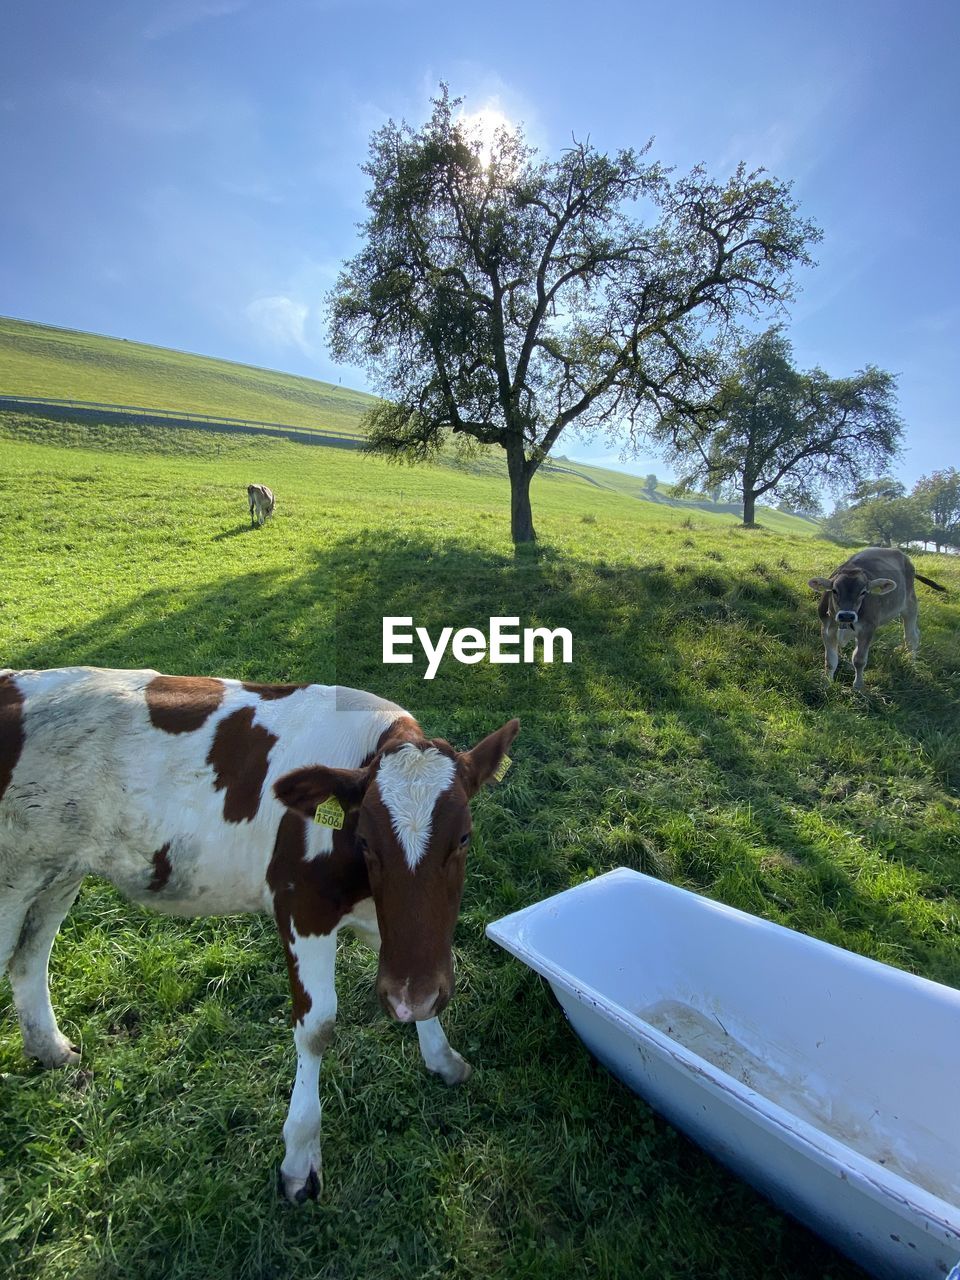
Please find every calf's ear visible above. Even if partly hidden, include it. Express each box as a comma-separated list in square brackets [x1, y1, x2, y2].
[274, 764, 369, 817]
[868, 577, 897, 595]
[458, 719, 520, 798]
[808, 576, 833, 591]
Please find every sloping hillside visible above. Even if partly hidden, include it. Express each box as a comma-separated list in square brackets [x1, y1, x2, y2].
[0, 316, 374, 437]
[551, 457, 821, 537]
[0, 316, 820, 533]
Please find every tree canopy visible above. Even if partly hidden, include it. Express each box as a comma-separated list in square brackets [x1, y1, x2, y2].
[328, 87, 820, 543]
[660, 327, 903, 526]
[824, 468, 960, 550]
[913, 468, 960, 551]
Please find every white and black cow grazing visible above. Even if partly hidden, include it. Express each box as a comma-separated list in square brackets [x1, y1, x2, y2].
[808, 547, 947, 690]
[0, 667, 519, 1201]
[247, 483, 275, 526]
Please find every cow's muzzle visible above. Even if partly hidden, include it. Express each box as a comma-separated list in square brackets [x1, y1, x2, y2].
[836, 611, 857, 625]
[378, 976, 453, 1023]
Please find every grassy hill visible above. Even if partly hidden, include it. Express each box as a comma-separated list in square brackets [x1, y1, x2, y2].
[548, 455, 820, 537]
[0, 410, 956, 1280]
[0, 317, 819, 532]
[0, 315, 373, 437]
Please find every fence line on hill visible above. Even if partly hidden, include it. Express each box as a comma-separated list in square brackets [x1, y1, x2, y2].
[0, 394, 365, 450]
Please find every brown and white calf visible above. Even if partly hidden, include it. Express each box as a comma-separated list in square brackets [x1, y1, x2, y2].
[808, 547, 946, 690]
[0, 667, 518, 1201]
[247, 483, 275, 526]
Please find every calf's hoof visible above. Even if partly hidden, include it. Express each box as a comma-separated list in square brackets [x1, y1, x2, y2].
[431, 1050, 472, 1086]
[30, 1037, 81, 1069]
[280, 1165, 321, 1204]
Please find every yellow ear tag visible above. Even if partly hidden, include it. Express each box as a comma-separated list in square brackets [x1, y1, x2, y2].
[313, 798, 345, 829]
[493, 754, 512, 784]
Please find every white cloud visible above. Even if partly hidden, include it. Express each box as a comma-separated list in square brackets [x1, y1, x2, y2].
[708, 62, 864, 184]
[143, 0, 249, 41]
[245, 295, 312, 354]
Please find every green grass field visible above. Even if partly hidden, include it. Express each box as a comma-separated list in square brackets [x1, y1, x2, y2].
[0, 317, 819, 532]
[545, 456, 821, 536]
[0, 406, 957, 1280]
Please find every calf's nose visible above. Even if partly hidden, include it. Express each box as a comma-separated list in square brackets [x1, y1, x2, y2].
[836, 611, 857, 624]
[386, 989, 441, 1023]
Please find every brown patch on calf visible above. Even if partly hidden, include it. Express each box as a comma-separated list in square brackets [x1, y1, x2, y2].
[207, 707, 278, 823]
[0, 674, 26, 803]
[241, 682, 307, 700]
[267, 811, 372, 1022]
[373, 715, 422, 757]
[146, 675, 225, 734]
[147, 843, 172, 892]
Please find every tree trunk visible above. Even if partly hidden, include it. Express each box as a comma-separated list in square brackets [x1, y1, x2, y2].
[506, 436, 536, 544]
[742, 486, 757, 527]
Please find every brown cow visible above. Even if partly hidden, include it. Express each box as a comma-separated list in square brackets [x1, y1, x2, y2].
[808, 547, 946, 690]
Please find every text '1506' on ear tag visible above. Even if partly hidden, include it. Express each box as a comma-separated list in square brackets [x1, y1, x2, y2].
[314, 798, 345, 829]
[493, 754, 512, 784]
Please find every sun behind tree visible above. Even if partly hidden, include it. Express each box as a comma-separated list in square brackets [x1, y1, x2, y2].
[327, 86, 820, 545]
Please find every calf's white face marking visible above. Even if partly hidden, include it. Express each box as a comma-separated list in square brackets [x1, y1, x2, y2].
[376, 744, 456, 869]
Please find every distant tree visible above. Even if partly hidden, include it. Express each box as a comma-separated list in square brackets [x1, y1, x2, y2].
[824, 478, 926, 548]
[659, 328, 903, 527]
[644, 473, 659, 496]
[822, 501, 856, 545]
[848, 476, 905, 504]
[328, 87, 820, 544]
[913, 468, 960, 552]
[794, 494, 824, 520]
[846, 495, 926, 548]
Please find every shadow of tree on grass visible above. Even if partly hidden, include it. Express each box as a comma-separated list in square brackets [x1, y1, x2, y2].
[10, 527, 957, 984]
[4, 528, 957, 1280]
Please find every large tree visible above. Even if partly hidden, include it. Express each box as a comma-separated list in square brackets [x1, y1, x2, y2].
[660, 328, 903, 526]
[327, 87, 819, 544]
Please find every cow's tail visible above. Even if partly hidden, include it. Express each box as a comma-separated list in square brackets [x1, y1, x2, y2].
[915, 572, 948, 593]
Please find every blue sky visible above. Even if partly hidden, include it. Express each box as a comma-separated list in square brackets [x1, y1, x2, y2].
[2, 0, 957, 486]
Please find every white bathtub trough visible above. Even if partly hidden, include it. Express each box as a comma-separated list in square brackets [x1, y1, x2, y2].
[486, 868, 960, 1279]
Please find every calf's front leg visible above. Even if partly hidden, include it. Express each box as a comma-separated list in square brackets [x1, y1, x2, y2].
[277, 926, 337, 1203]
[851, 635, 872, 691]
[416, 1016, 471, 1084]
[903, 597, 920, 658]
[821, 621, 840, 683]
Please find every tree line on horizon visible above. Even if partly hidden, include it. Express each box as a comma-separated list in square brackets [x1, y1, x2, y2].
[821, 469, 960, 554]
[325, 85, 937, 547]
